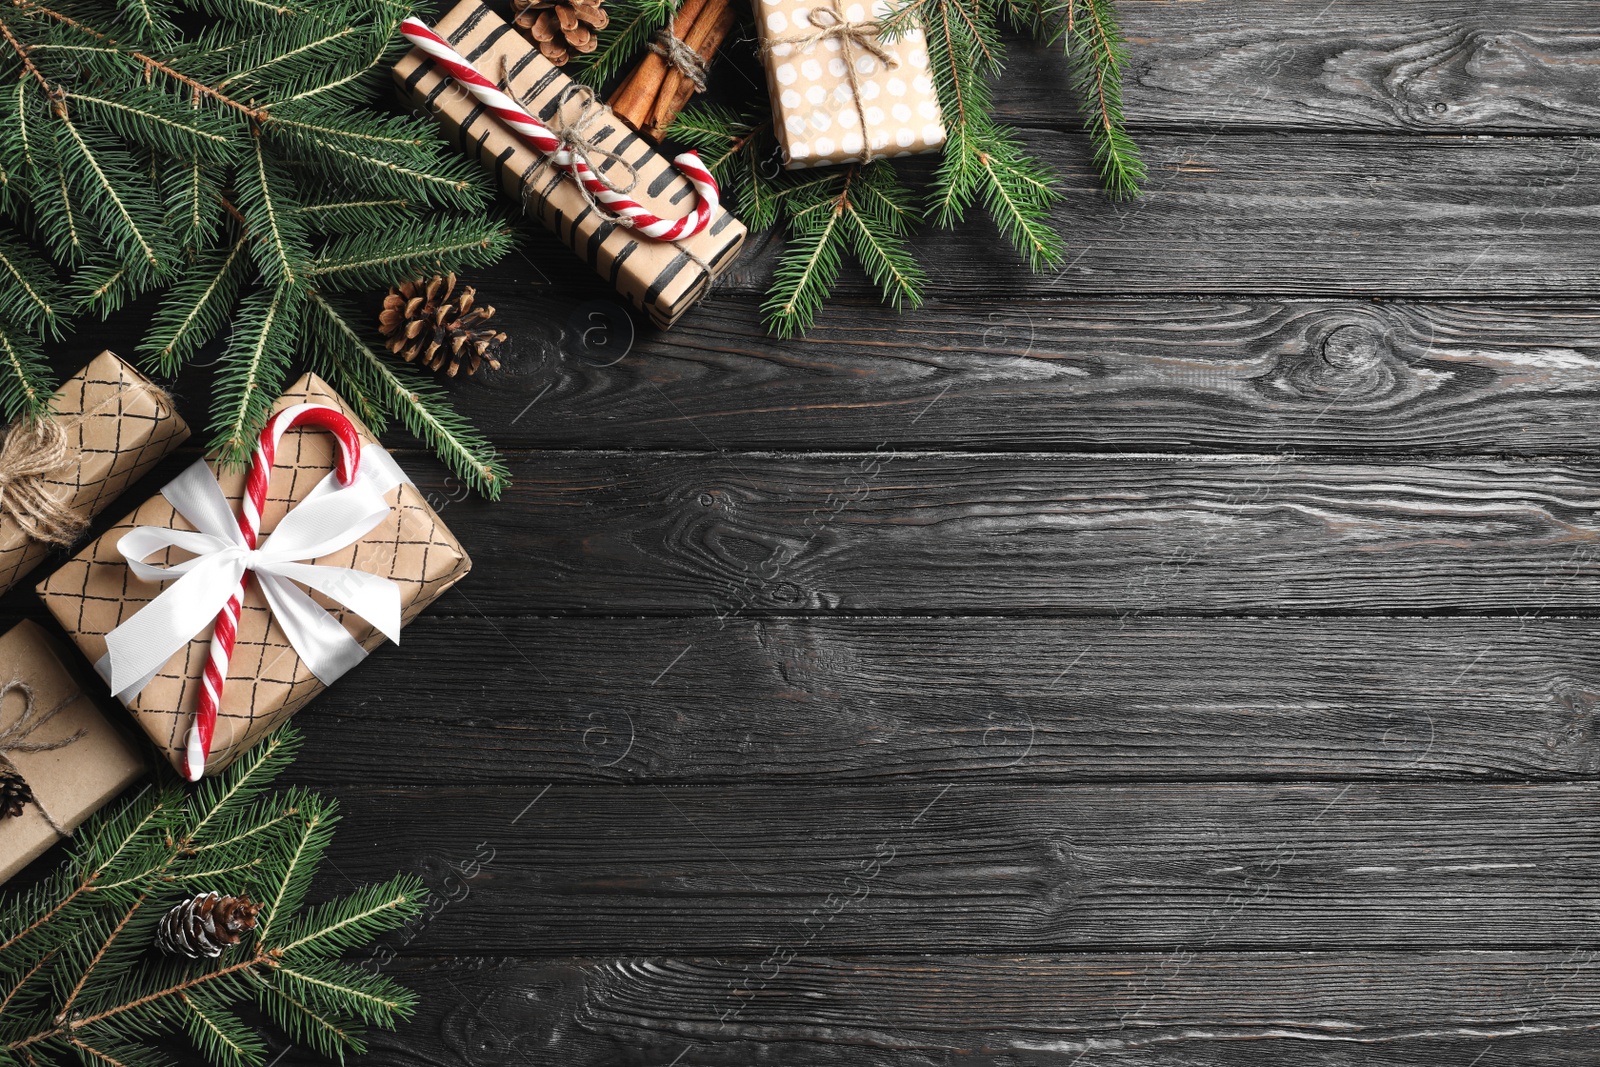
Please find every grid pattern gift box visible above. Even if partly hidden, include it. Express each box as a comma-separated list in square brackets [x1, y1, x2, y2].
[37, 374, 471, 777]
[0, 351, 189, 598]
[394, 0, 747, 329]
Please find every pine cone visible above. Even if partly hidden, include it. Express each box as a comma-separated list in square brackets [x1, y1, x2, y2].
[155, 892, 261, 959]
[0, 769, 32, 819]
[378, 274, 506, 378]
[512, 0, 608, 65]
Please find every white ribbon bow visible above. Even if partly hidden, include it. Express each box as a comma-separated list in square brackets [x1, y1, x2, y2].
[100, 446, 411, 702]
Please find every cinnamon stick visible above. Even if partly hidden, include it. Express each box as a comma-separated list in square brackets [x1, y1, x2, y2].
[607, 0, 733, 141]
[645, 0, 737, 140]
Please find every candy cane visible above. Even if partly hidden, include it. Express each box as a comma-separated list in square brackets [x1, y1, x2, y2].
[183, 405, 364, 781]
[399, 16, 719, 242]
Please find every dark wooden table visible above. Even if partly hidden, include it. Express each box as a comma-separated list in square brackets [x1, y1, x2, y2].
[27, 1, 1600, 1063]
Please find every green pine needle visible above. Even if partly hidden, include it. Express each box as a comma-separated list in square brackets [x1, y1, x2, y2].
[762, 174, 849, 338]
[1061, 0, 1145, 198]
[0, 315, 54, 420]
[571, 0, 680, 87]
[0, 725, 426, 1067]
[137, 235, 250, 374]
[0, 0, 514, 496]
[303, 290, 511, 499]
[207, 282, 301, 466]
[302, 217, 513, 291]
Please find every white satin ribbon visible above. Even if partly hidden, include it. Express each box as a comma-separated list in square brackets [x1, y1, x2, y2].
[99, 444, 412, 703]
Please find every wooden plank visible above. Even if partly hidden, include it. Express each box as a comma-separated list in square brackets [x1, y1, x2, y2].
[295, 615, 1600, 784]
[1105, 1, 1600, 134]
[711, 133, 1600, 300]
[347, 952, 1600, 1067]
[437, 294, 1600, 453]
[312, 782, 1600, 953]
[417, 451, 1600, 615]
[483, 132, 1600, 304]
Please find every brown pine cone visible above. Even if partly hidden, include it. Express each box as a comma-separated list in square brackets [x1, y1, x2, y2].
[155, 892, 261, 959]
[512, 0, 608, 65]
[378, 273, 506, 378]
[0, 770, 32, 819]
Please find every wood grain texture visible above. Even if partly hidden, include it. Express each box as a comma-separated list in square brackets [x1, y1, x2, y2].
[28, 5, 1600, 1062]
[454, 132, 1600, 304]
[708, 133, 1600, 300]
[425, 451, 1600, 615]
[1109, 1, 1600, 133]
[294, 615, 1600, 784]
[440, 294, 1600, 453]
[313, 781, 1600, 953]
[326, 952, 1600, 1067]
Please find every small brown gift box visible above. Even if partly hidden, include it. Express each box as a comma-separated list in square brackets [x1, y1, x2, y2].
[753, 0, 945, 168]
[395, 0, 747, 329]
[0, 620, 145, 886]
[0, 352, 190, 599]
[37, 374, 472, 777]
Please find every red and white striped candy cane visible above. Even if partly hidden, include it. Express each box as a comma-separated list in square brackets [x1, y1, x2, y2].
[183, 404, 364, 781]
[399, 16, 719, 242]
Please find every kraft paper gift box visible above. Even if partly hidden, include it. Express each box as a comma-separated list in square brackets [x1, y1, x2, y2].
[0, 351, 189, 598]
[37, 374, 472, 777]
[752, 0, 946, 167]
[0, 620, 145, 886]
[394, 0, 747, 329]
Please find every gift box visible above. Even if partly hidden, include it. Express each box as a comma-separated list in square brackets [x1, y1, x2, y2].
[0, 352, 189, 598]
[395, 0, 747, 329]
[37, 374, 472, 777]
[0, 620, 145, 885]
[753, 0, 945, 168]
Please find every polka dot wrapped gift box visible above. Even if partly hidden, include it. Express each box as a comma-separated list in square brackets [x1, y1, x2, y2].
[754, 0, 945, 168]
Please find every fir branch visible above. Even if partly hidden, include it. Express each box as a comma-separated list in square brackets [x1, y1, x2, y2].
[207, 282, 300, 466]
[0, 233, 65, 339]
[303, 290, 509, 498]
[842, 164, 926, 310]
[762, 173, 849, 339]
[271, 960, 416, 1026]
[0, 726, 423, 1067]
[239, 133, 305, 287]
[253, 807, 332, 943]
[251, 972, 362, 1060]
[185, 806, 302, 856]
[301, 217, 511, 290]
[1062, 0, 1143, 197]
[61, 87, 236, 163]
[53, 112, 168, 274]
[180, 993, 267, 1067]
[137, 234, 248, 373]
[971, 125, 1064, 269]
[274, 874, 423, 958]
[15, 1, 270, 120]
[0, 317, 53, 420]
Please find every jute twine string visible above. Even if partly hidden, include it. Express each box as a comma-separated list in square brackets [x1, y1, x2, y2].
[0, 419, 82, 546]
[0, 679, 84, 838]
[649, 21, 709, 92]
[506, 61, 713, 271]
[759, 0, 898, 162]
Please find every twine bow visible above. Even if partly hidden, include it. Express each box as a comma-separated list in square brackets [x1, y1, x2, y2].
[0, 419, 84, 547]
[0, 679, 84, 838]
[762, 0, 898, 162]
[509, 67, 714, 271]
[507, 64, 643, 227]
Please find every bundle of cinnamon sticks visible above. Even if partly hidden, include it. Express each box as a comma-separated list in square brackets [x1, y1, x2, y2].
[607, 0, 737, 141]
